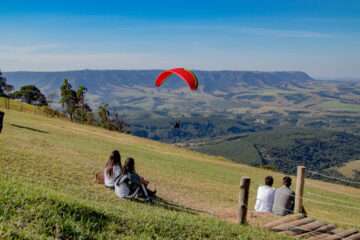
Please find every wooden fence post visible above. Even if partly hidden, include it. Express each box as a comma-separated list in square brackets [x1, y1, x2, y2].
[295, 166, 305, 214]
[238, 176, 251, 224]
[0, 111, 4, 134]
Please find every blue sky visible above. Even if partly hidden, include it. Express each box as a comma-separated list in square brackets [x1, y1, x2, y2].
[0, 0, 359, 78]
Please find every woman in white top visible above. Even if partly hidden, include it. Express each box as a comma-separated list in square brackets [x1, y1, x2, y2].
[104, 150, 122, 189]
[254, 176, 275, 213]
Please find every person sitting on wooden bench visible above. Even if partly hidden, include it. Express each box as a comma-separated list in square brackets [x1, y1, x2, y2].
[272, 176, 295, 216]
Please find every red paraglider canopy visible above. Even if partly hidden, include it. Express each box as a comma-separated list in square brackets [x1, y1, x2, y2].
[155, 68, 199, 91]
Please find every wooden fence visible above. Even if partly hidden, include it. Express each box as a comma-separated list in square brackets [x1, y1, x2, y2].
[237, 166, 360, 240]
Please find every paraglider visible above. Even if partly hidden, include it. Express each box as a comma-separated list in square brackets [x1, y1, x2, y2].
[155, 68, 199, 91]
[155, 68, 199, 130]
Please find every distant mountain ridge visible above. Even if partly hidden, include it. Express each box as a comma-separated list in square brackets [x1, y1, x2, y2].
[4, 69, 314, 93]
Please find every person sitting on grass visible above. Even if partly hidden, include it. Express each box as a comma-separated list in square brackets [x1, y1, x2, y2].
[115, 157, 156, 201]
[254, 176, 275, 213]
[104, 150, 122, 190]
[272, 176, 295, 216]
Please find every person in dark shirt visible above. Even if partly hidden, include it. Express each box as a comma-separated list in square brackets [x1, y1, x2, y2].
[272, 176, 295, 216]
[122, 157, 156, 201]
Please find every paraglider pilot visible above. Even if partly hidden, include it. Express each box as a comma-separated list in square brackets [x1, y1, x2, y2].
[155, 68, 198, 131]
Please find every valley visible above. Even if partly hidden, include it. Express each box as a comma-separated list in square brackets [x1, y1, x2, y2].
[5, 70, 360, 180]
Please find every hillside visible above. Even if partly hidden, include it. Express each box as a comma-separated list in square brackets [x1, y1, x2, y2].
[0, 106, 359, 239]
[0, 110, 293, 239]
[4, 71, 360, 175]
[192, 128, 360, 176]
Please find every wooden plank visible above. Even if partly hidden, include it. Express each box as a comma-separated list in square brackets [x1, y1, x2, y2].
[283, 221, 324, 236]
[343, 233, 360, 240]
[321, 229, 359, 240]
[297, 221, 325, 231]
[264, 214, 304, 229]
[307, 233, 332, 240]
[296, 224, 337, 239]
[316, 224, 337, 233]
[272, 217, 315, 232]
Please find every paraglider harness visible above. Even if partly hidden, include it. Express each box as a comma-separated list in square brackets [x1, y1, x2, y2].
[114, 174, 155, 202]
[174, 121, 181, 129]
[0, 111, 4, 134]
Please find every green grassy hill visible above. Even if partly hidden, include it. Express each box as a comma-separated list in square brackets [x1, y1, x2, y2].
[0, 106, 359, 238]
[194, 128, 360, 176]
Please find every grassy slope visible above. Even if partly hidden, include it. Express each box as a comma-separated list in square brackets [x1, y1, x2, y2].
[0, 109, 290, 240]
[0, 108, 359, 238]
[194, 137, 261, 166]
[1, 180, 286, 240]
[337, 160, 360, 178]
[194, 128, 334, 165]
[318, 100, 360, 112]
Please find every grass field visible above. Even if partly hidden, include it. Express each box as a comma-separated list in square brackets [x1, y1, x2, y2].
[194, 138, 261, 166]
[0, 105, 360, 238]
[318, 100, 360, 112]
[194, 128, 353, 170]
[337, 160, 360, 178]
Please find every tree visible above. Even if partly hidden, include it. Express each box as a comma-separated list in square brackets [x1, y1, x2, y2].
[60, 79, 77, 120]
[98, 104, 110, 128]
[111, 112, 129, 133]
[0, 70, 13, 97]
[97, 104, 128, 132]
[60, 80, 92, 122]
[12, 85, 48, 106]
[73, 85, 93, 123]
[76, 86, 87, 106]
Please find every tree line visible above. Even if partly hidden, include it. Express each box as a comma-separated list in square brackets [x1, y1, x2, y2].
[0, 70, 127, 133]
[60, 79, 127, 132]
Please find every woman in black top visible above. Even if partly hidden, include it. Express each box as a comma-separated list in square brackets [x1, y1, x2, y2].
[123, 157, 156, 200]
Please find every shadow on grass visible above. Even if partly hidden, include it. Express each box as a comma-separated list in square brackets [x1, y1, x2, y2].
[11, 124, 49, 134]
[129, 196, 205, 215]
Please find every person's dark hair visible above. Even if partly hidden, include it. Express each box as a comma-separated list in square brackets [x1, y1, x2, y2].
[105, 150, 122, 177]
[283, 176, 292, 187]
[123, 157, 135, 175]
[265, 176, 274, 186]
